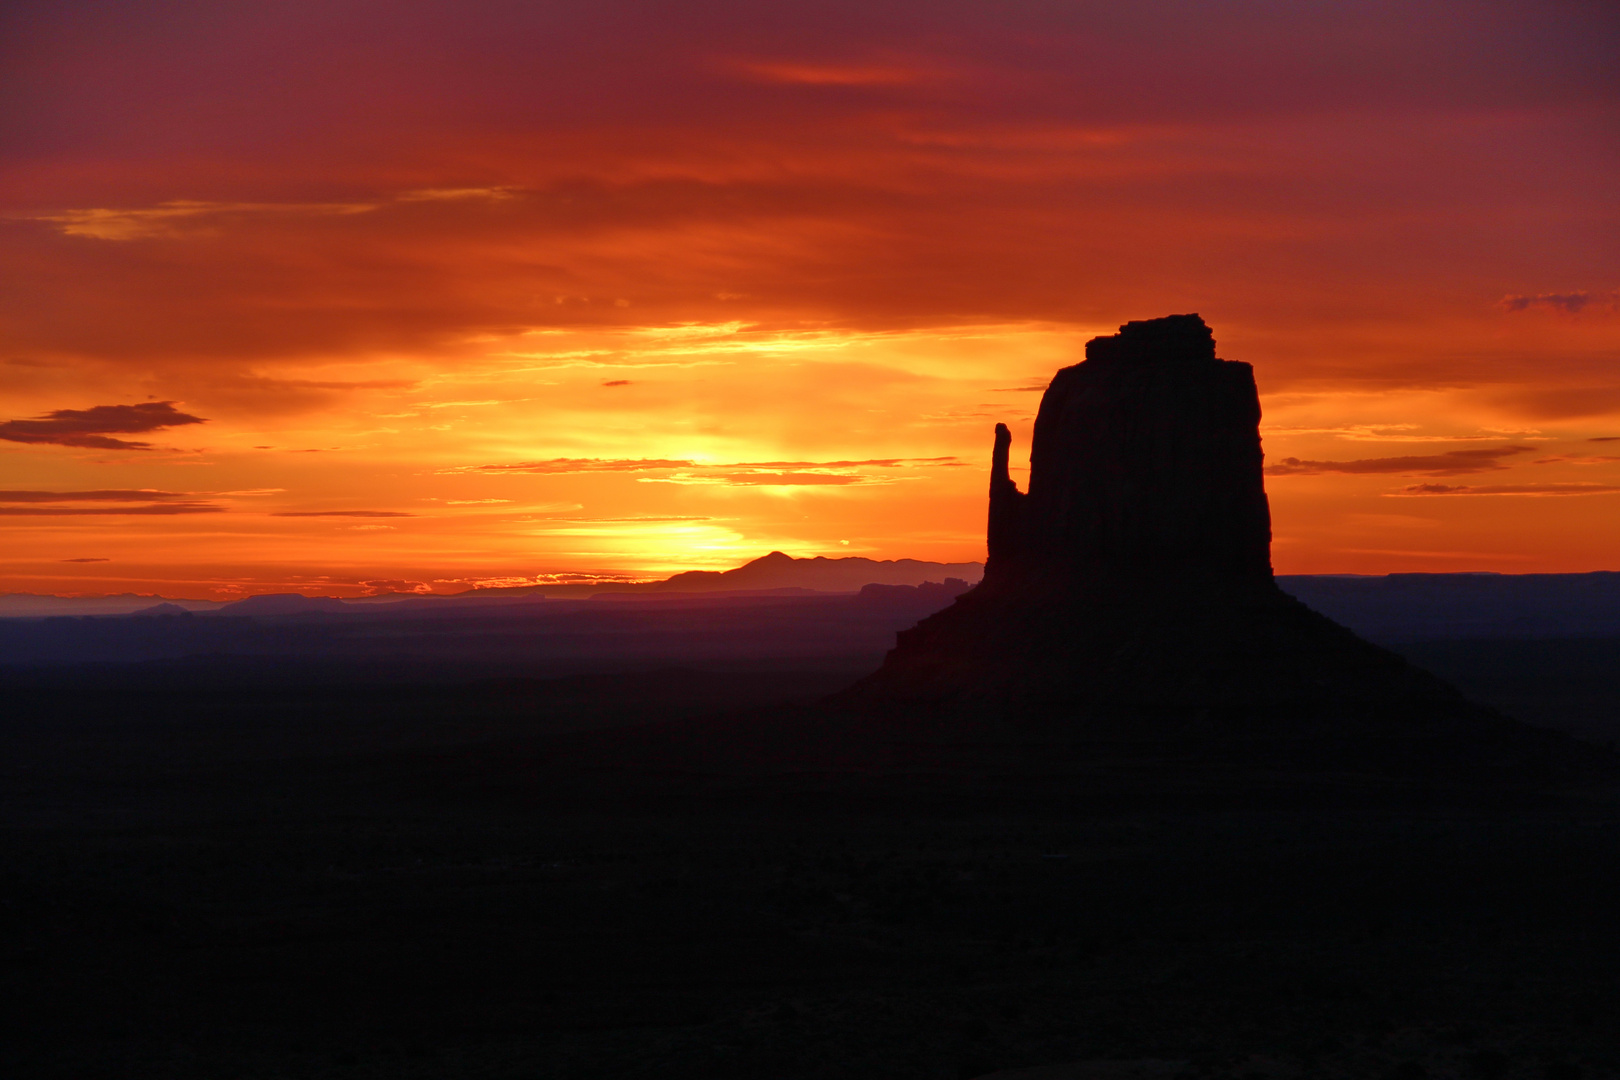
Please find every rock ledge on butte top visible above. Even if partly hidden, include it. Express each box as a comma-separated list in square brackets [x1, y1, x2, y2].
[844, 314, 1516, 739]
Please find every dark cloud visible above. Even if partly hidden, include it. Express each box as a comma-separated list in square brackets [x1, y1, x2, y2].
[1265, 446, 1534, 477]
[0, 487, 221, 514]
[60, 557, 110, 562]
[601, 380, 631, 387]
[270, 510, 415, 517]
[1498, 291, 1616, 314]
[1392, 483, 1620, 497]
[0, 503, 222, 515]
[0, 402, 206, 450]
[1591, 436, 1620, 442]
[0, 489, 192, 501]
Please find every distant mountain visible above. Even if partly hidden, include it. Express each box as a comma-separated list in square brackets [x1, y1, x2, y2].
[132, 603, 193, 617]
[651, 552, 984, 593]
[0, 593, 226, 617]
[470, 551, 986, 598]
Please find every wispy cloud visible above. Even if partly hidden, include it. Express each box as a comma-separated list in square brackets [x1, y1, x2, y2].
[270, 510, 416, 517]
[735, 457, 960, 468]
[1389, 483, 1620, 497]
[1261, 424, 1545, 443]
[395, 187, 516, 203]
[0, 488, 224, 515]
[1532, 454, 1620, 465]
[357, 578, 435, 595]
[0, 504, 222, 515]
[551, 515, 714, 523]
[451, 458, 701, 474]
[0, 489, 194, 502]
[1498, 290, 1618, 314]
[1265, 446, 1533, 477]
[645, 472, 877, 487]
[738, 60, 931, 86]
[449, 455, 961, 487]
[32, 200, 377, 240]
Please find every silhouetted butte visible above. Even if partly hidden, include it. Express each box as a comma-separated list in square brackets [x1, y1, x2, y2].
[847, 315, 1524, 740]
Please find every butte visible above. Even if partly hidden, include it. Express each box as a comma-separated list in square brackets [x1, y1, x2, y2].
[842, 314, 1548, 755]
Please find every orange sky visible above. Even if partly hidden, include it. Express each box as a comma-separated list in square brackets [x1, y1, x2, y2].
[2, 0, 1617, 597]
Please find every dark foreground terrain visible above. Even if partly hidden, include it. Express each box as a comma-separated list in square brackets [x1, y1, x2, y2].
[4, 587, 1620, 1079]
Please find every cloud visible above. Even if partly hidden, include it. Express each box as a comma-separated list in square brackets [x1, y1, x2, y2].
[33, 200, 377, 241]
[0, 488, 223, 514]
[60, 557, 110, 562]
[395, 188, 516, 203]
[734, 457, 961, 468]
[0, 402, 206, 450]
[454, 455, 958, 476]
[0, 489, 193, 501]
[0, 503, 223, 515]
[1498, 290, 1617, 314]
[1532, 454, 1620, 465]
[1265, 446, 1534, 477]
[453, 458, 701, 474]
[739, 61, 931, 86]
[270, 510, 416, 517]
[1390, 483, 1620, 497]
[451, 455, 959, 487]
[552, 515, 714, 523]
[648, 472, 876, 487]
[1591, 436, 1620, 443]
[1261, 424, 1546, 443]
[357, 578, 434, 595]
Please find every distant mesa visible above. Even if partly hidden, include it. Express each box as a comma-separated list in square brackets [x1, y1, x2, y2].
[846, 314, 1531, 740]
[218, 593, 349, 615]
[856, 579, 974, 606]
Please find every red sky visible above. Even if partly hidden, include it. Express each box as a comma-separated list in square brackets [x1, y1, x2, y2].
[2, 0, 1617, 597]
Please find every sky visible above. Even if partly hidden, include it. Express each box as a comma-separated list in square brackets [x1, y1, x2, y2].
[1, 0, 1617, 598]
